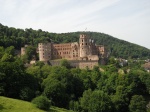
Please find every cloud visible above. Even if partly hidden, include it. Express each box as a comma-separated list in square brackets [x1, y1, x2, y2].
[0, 0, 150, 48]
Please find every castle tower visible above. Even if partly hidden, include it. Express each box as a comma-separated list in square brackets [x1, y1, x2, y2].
[38, 43, 52, 61]
[79, 34, 90, 58]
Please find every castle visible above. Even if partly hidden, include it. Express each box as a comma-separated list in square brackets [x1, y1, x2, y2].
[21, 34, 107, 69]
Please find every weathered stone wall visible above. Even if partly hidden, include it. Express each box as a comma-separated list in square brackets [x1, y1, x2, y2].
[79, 34, 90, 58]
[52, 43, 72, 59]
[38, 43, 52, 61]
[49, 60, 98, 69]
[21, 45, 28, 56]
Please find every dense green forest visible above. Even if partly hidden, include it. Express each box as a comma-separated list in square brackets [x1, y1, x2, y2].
[0, 23, 150, 59]
[0, 23, 150, 112]
[0, 46, 150, 112]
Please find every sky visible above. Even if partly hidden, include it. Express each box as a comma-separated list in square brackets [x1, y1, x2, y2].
[0, 0, 150, 49]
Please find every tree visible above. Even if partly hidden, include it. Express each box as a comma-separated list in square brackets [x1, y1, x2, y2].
[22, 46, 37, 62]
[43, 79, 69, 108]
[80, 89, 112, 112]
[129, 95, 146, 112]
[80, 89, 92, 111]
[60, 59, 71, 68]
[112, 86, 129, 112]
[32, 95, 51, 110]
[88, 90, 112, 112]
[0, 72, 6, 95]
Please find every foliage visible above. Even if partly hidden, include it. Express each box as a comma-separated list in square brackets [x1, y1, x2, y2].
[0, 44, 149, 111]
[80, 89, 112, 112]
[0, 23, 150, 59]
[0, 47, 39, 101]
[129, 95, 146, 112]
[32, 95, 51, 110]
[60, 59, 71, 68]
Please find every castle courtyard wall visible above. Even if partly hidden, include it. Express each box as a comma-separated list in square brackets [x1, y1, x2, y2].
[49, 60, 98, 69]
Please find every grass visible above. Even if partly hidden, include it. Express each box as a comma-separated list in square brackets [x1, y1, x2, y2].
[0, 96, 72, 112]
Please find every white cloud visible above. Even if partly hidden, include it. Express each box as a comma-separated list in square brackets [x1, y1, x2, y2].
[0, 0, 150, 48]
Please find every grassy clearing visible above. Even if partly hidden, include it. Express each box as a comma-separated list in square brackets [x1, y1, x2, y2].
[0, 96, 72, 112]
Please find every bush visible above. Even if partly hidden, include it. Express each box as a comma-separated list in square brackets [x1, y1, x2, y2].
[19, 87, 34, 101]
[32, 95, 51, 110]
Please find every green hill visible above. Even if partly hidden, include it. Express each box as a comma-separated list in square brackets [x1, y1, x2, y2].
[0, 96, 71, 112]
[0, 23, 150, 59]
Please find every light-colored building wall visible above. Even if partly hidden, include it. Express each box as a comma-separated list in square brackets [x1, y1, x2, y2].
[71, 42, 79, 60]
[52, 43, 72, 59]
[38, 43, 52, 61]
[79, 61, 98, 69]
[21, 45, 28, 55]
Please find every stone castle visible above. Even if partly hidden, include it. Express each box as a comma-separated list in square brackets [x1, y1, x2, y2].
[21, 34, 108, 69]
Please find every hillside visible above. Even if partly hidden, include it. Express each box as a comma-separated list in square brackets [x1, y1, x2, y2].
[0, 23, 150, 59]
[0, 96, 70, 112]
[0, 45, 149, 112]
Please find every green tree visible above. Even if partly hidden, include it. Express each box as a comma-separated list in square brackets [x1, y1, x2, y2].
[129, 95, 146, 112]
[80, 89, 112, 112]
[32, 95, 51, 110]
[80, 89, 92, 111]
[60, 59, 71, 68]
[43, 79, 69, 108]
[112, 86, 129, 112]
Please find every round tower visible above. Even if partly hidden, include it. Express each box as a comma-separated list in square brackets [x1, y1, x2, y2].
[38, 43, 52, 61]
[79, 34, 90, 58]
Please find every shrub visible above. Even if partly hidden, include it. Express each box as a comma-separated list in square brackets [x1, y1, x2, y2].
[32, 95, 51, 110]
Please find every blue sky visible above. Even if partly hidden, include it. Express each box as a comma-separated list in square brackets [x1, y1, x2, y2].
[0, 0, 150, 49]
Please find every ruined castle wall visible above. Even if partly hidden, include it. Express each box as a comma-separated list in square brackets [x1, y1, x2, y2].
[38, 43, 52, 61]
[71, 42, 79, 60]
[52, 43, 72, 59]
[21, 47, 26, 55]
[79, 60, 98, 69]
[36, 34, 107, 69]
[88, 55, 99, 60]
[21, 45, 29, 56]
[97, 45, 107, 57]
[49, 60, 98, 69]
[90, 43, 98, 55]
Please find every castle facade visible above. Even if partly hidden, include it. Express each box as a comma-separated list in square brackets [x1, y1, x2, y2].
[21, 34, 107, 69]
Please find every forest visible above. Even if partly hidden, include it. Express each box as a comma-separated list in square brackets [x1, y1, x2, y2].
[0, 23, 150, 59]
[0, 23, 150, 112]
[0, 45, 150, 112]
